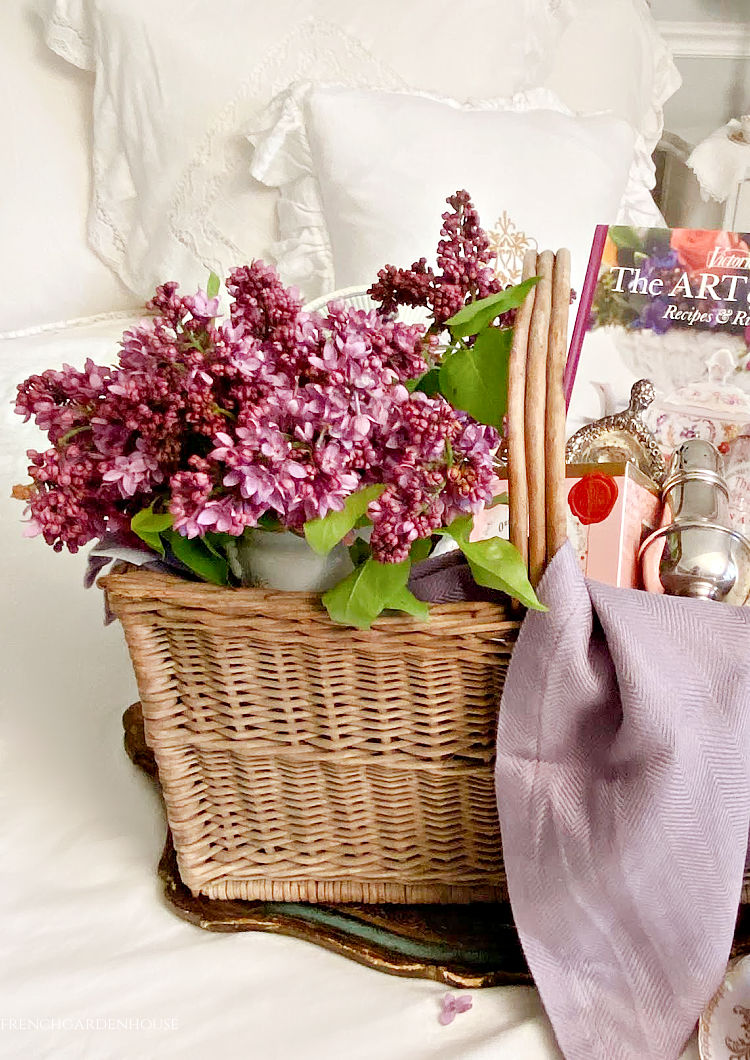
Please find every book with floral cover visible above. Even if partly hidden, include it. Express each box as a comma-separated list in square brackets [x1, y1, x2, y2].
[565, 225, 750, 535]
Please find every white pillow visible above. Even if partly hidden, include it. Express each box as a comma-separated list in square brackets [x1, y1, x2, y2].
[248, 83, 660, 306]
[0, 1, 137, 332]
[40, 0, 570, 300]
[543, 0, 681, 159]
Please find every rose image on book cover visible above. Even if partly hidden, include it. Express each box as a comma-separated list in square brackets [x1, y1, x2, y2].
[565, 224, 750, 533]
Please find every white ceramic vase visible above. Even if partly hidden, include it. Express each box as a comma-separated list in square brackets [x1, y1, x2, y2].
[230, 529, 353, 592]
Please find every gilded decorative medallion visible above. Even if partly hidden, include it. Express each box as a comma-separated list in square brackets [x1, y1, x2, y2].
[488, 211, 538, 287]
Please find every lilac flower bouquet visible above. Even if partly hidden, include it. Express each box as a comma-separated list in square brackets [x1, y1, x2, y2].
[14, 191, 541, 627]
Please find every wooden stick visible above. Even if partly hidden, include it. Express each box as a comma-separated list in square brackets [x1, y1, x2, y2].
[545, 249, 572, 564]
[525, 250, 554, 588]
[506, 249, 538, 573]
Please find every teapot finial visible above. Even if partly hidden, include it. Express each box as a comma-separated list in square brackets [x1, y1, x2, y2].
[629, 379, 655, 414]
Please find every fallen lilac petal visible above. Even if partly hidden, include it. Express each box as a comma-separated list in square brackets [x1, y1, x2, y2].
[438, 995, 458, 1025]
[438, 992, 473, 1026]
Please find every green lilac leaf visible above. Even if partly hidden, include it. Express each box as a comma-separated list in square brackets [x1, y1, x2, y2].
[438, 327, 512, 429]
[322, 556, 410, 629]
[207, 271, 220, 298]
[386, 586, 430, 620]
[133, 529, 164, 556]
[410, 536, 433, 564]
[163, 531, 229, 586]
[201, 532, 236, 560]
[131, 505, 174, 557]
[445, 515, 546, 611]
[413, 367, 441, 396]
[304, 484, 385, 555]
[347, 536, 371, 567]
[131, 506, 174, 534]
[445, 277, 539, 337]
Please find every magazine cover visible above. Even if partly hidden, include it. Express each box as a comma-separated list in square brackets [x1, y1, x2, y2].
[565, 225, 750, 532]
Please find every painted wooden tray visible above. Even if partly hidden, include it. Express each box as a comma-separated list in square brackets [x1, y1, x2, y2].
[123, 703, 750, 988]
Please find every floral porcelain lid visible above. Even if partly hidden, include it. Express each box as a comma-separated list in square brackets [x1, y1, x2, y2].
[651, 349, 750, 425]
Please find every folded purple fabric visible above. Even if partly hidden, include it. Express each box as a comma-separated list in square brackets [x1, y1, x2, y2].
[408, 549, 501, 604]
[496, 542, 750, 1060]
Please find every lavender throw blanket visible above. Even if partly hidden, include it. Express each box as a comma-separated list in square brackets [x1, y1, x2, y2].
[496, 542, 750, 1059]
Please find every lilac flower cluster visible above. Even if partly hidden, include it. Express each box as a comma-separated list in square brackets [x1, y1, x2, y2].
[15, 259, 500, 561]
[369, 189, 505, 327]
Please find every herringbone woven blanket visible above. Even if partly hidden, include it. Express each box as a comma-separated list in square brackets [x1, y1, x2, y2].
[496, 542, 750, 1059]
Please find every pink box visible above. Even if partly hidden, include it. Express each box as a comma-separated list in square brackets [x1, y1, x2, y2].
[564, 463, 662, 588]
[473, 462, 661, 590]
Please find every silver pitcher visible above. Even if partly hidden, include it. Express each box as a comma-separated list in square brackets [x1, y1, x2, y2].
[639, 439, 750, 601]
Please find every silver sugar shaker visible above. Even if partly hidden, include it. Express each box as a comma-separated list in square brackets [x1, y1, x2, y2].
[661, 439, 730, 529]
[639, 439, 750, 601]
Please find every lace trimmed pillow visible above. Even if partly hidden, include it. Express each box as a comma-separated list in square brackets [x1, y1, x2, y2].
[39, 0, 572, 300]
[247, 82, 662, 303]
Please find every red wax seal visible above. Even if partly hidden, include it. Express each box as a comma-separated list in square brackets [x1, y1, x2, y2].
[568, 472, 619, 525]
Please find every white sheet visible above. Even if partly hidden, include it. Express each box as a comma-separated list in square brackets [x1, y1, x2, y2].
[0, 3, 138, 332]
[1, 318, 702, 1059]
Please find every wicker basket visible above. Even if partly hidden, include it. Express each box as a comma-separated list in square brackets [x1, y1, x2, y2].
[102, 249, 571, 904]
[103, 573, 520, 902]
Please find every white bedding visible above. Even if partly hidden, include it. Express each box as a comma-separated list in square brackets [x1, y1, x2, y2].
[1, 319, 702, 1058]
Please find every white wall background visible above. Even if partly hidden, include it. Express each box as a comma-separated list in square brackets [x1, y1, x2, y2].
[652, 0, 750, 145]
[653, 0, 746, 20]
[649, 0, 750, 226]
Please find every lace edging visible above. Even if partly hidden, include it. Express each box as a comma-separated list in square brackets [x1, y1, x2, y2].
[247, 82, 334, 298]
[165, 20, 410, 299]
[685, 122, 738, 205]
[40, 0, 95, 71]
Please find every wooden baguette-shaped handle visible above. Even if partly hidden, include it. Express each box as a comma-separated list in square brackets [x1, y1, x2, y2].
[525, 250, 554, 587]
[507, 249, 538, 570]
[545, 249, 572, 564]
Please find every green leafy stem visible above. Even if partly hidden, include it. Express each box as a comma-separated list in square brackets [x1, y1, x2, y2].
[131, 505, 231, 585]
[408, 276, 539, 430]
[306, 487, 544, 630]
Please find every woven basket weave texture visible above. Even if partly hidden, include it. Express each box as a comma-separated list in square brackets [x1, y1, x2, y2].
[103, 568, 520, 903]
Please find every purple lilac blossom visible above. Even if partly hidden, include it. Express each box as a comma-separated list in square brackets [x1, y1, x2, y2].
[438, 993, 473, 1026]
[15, 200, 501, 561]
[369, 189, 507, 328]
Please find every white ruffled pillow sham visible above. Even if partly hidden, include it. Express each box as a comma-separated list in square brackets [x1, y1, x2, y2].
[248, 83, 662, 305]
[542, 0, 680, 163]
[39, 0, 572, 300]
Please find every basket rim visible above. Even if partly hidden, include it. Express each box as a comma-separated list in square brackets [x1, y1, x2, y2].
[99, 564, 519, 630]
[301, 285, 372, 314]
